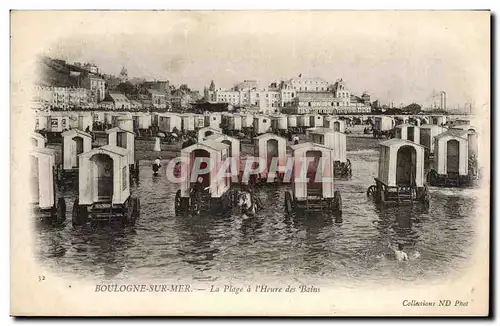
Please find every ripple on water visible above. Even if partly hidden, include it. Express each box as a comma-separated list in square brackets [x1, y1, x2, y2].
[35, 150, 477, 283]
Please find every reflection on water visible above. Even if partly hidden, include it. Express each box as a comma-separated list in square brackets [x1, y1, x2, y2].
[35, 149, 477, 283]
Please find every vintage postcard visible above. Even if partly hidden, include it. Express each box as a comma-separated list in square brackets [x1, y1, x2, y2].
[10, 10, 490, 316]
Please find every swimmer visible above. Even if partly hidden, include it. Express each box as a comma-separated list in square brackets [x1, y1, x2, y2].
[152, 156, 161, 175]
[393, 243, 408, 261]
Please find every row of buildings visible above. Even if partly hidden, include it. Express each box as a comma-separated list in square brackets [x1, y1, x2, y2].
[203, 76, 372, 114]
[32, 57, 196, 112]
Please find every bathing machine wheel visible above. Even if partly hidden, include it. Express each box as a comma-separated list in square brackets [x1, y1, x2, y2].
[366, 185, 377, 197]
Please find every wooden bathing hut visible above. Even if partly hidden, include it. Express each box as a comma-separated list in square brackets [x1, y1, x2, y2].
[61, 129, 92, 177]
[204, 113, 222, 130]
[297, 114, 312, 132]
[308, 128, 350, 177]
[106, 126, 138, 181]
[394, 123, 421, 144]
[366, 139, 429, 206]
[310, 114, 324, 128]
[72, 145, 140, 226]
[226, 114, 243, 135]
[429, 115, 447, 126]
[373, 116, 394, 138]
[182, 114, 196, 132]
[419, 124, 448, 157]
[450, 125, 478, 158]
[158, 113, 182, 134]
[253, 133, 286, 182]
[31, 132, 47, 149]
[197, 127, 222, 142]
[204, 134, 241, 179]
[427, 129, 474, 187]
[323, 117, 346, 133]
[111, 112, 133, 129]
[92, 111, 106, 131]
[104, 112, 114, 129]
[287, 115, 298, 133]
[240, 113, 254, 131]
[35, 113, 49, 132]
[132, 113, 152, 136]
[30, 147, 66, 223]
[270, 115, 288, 135]
[284, 142, 342, 214]
[48, 114, 70, 132]
[193, 114, 206, 130]
[253, 115, 272, 135]
[176, 140, 233, 215]
[77, 112, 93, 132]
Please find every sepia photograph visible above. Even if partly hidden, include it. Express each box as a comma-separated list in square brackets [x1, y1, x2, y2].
[10, 9, 491, 316]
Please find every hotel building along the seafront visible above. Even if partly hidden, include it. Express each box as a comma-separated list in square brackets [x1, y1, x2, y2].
[204, 76, 372, 114]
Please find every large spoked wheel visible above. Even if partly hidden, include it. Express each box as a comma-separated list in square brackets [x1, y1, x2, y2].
[72, 199, 88, 226]
[333, 191, 342, 212]
[284, 191, 293, 214]
[366, 185, 377, 197]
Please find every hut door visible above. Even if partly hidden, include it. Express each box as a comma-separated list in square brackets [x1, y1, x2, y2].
[306, 150, 322, 195]
[72, 136, 84, 168]
[117, 132, 127, 149]
[30, 155, 39, 203]
[92, 154, 113, 201]
[408, 127, 414, 142]
[191, 149, 211, 189]
[396, 146, 416, 186]
[421, 132, 430, 150]
[333, 121, 340, 132]
[266, 139, 279, 172]
[446, 140, 460, 174]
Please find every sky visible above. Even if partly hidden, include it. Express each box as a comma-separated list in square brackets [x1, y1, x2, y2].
[20, 10, 490, 109]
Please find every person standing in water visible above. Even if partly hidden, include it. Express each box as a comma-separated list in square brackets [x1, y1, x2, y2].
[152, 156, 161, 176]
[393, 243, 409, 261]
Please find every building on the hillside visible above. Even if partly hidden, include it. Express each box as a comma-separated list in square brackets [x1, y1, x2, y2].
[32, 85, 90, 109]
[101, 92, 131, 110]
[83, 63, 99, 74]
[80, 73, 106, 103]
[171, 89, 192, 110]
[146, 89, 169, 110]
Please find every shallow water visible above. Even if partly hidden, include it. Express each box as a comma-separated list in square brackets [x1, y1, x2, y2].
[35, 149, 477, 284]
